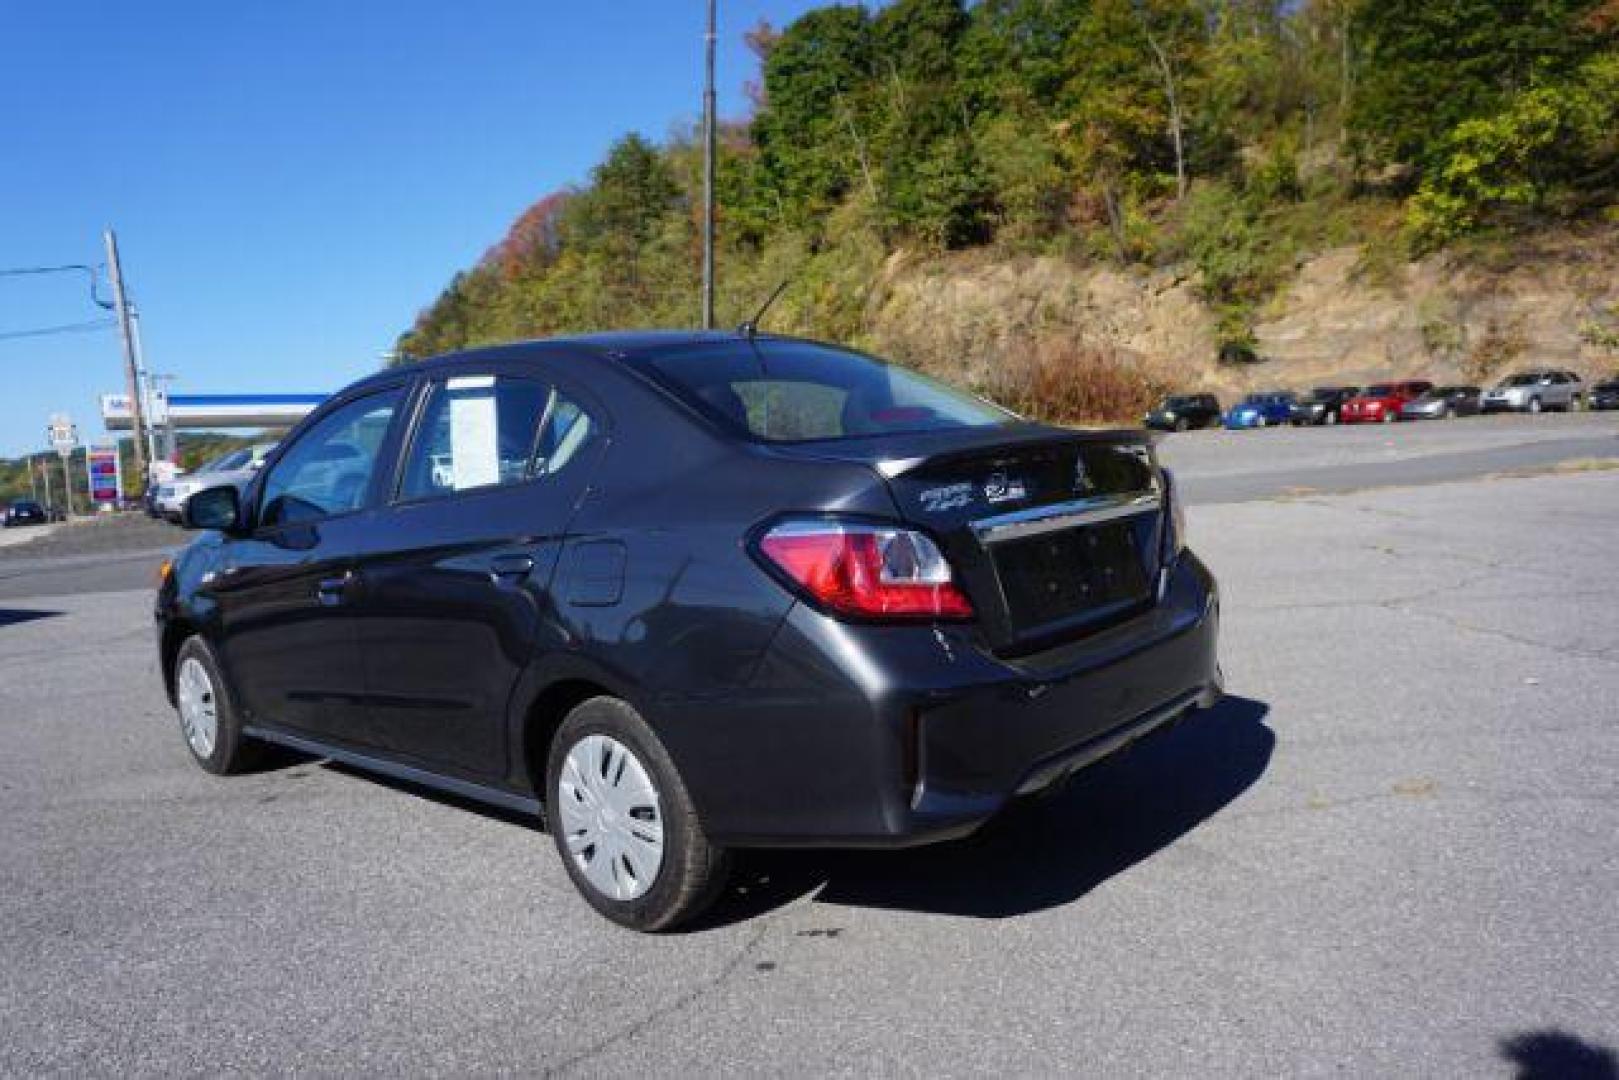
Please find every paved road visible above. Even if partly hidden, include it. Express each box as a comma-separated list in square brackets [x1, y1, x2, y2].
[2, 441, 1617, 1076]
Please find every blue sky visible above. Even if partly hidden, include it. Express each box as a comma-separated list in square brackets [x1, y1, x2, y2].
[0, 1, 825, 458]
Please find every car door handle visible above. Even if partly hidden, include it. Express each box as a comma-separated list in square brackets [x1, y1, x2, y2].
[488, 554, 535, 583]
[316, 571, 355, 606]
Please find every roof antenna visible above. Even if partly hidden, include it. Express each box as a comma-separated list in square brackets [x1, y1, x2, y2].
[737, 277, 791, 339]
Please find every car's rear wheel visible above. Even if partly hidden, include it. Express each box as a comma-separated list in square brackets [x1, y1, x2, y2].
[546, 697, 729, 932]
[1325, 411, 1337, 426]
[1173, 417, 1189, 432]
[1529, 396, 1543, 414]
[174, 636, 266, 775]
[1382, 410, 1395, 423]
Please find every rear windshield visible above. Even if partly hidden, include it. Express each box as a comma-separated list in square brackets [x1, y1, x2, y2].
[629, 340, 1018, 443]
[1364, 384, 1395, 397]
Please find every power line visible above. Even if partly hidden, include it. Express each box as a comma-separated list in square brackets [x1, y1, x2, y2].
[0, 262, 115, 309]
[0, 317, 117, 343]
[0, 264, 102, 276]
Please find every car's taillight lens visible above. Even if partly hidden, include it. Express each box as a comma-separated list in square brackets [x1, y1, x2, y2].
[757, 521, 974, 620]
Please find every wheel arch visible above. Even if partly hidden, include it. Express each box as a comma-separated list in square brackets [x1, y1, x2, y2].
[158, 618, 197, 706]
[508, 654, 646, 804]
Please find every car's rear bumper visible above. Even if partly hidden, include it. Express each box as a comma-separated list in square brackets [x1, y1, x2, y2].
[663, 552, 1222, 848]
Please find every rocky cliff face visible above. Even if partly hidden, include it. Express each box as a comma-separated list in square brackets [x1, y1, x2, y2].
[862, 224, 1619, 409]
[1255, 226, 1619, 390]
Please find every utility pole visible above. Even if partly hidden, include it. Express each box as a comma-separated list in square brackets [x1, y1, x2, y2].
[41, 457, 53, 512]
[60, 453, 75, 518]
[701, 0, 718, 330]
[104, 229, 149, 485]
[132, 315, 159, 467]
[27, 455, 39, 503]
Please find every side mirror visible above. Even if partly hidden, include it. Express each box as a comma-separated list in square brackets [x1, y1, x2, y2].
[183, 484, 244, 532]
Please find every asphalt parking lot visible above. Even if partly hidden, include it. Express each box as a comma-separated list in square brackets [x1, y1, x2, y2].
[1, 414, 1616, 1076]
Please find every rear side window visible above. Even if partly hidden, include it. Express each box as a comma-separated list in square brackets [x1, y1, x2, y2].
[633, 340, 1017, 443]
[259, 389, 402, 527]
[398, 375, 598, 501]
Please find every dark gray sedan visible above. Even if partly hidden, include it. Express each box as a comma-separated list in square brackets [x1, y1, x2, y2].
[1400, 385, 1482, 421]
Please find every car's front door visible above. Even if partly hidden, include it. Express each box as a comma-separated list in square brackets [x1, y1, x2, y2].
[351, 367, 607, 780]
[212, 386, 406, 748]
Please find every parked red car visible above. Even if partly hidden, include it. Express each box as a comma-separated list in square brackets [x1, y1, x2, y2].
[1340, 381, 1433, 424]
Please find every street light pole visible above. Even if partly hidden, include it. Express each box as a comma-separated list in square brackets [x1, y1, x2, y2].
[104, 229, 149, 485]
[701, 0, 718, 330]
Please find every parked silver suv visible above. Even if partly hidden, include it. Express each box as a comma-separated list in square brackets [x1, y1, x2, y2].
[1480, 370, 1584, 414]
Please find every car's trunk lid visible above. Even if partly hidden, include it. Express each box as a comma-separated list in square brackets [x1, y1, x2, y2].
[770, 425, 1167, 655]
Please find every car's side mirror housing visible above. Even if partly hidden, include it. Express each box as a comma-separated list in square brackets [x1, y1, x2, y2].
[183, 485, 244, 533]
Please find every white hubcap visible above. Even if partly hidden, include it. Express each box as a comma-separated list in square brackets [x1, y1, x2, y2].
[557, 735, 664, 901]
[176, 656, 218, 759]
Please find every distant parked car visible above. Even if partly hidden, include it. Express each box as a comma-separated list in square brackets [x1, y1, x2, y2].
[1340, 381, 1433, 424]
[1588, 374, 1619, 411]
[155, 443, 277, 522]
[1224, 391, 1297, 429]
[1290, 386, 1360, 426]
[1480, 370, 1584, 414]
[1399, 385, 1482, 421]
[3, 500, 50, 527]
[1143, 393, 1222, 432]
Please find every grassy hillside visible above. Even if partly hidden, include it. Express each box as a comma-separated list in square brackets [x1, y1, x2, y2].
[393, 0, 1619, 422]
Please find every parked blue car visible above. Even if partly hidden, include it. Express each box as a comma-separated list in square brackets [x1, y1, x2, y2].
[1224, 391, 1297, 429]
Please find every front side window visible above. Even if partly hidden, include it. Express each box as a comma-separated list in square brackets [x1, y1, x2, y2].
[258, 389, 402, 528]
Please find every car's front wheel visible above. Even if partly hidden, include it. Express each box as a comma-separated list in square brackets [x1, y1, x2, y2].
[173, 636, 266, 775]
[546, 697, 730, 932]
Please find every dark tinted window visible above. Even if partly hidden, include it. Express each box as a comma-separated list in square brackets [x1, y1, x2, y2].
[399, 375, 552, 500]
[633, 341, 1016, 442]
[259, 389, 401, 527]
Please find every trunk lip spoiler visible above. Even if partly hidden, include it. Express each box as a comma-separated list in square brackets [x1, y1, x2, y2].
[969, 491, 1163, 544]
[870, 427, 1158, 479]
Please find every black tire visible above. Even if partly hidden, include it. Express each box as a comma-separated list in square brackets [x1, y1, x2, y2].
[1173, 417, 1189, 432]
[545, 697, 730, 932]
[173, 636, 267, 775]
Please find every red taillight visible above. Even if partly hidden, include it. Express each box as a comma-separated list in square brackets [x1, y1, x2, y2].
[757, 521, 974, 620]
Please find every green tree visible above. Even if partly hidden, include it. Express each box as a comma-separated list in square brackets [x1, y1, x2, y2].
[1352, 0, 1615, 171]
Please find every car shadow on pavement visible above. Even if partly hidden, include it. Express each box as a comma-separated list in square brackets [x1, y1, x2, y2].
[701, 694, 1274, 928]
[1500, 1030, 1618, 1080]
[0, 608, 62, 628]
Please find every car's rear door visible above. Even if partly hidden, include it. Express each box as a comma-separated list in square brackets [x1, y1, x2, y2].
[350, 363, 608, 780]
[211, 384, 407, 747]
